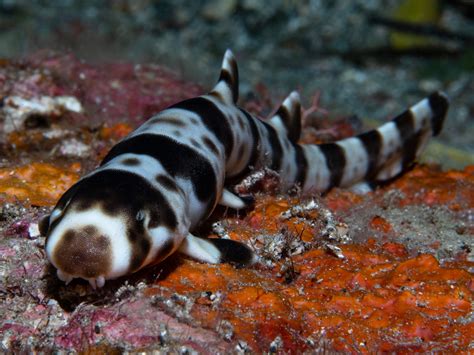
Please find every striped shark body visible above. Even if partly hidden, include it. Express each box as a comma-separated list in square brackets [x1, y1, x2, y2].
[40, 50, 449, 289]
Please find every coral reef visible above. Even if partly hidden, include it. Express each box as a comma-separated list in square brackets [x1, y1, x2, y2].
[0, 54, 472, 353]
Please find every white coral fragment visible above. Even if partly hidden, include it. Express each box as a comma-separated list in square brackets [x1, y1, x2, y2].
[2, 95, 83, 134]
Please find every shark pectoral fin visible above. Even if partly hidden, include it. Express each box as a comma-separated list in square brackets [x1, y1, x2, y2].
[219, 189, 254, 210]
[179, 233, 257, 266]
[179, 234, 221, 264]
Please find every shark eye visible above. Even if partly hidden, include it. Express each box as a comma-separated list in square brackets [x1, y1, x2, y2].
[38, 214, 50, 236]
[50, 208, 62, 222]
[136, 210, 146, 222]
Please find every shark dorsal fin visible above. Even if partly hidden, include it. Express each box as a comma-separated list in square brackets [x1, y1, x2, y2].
[210, 49, 239, 104]
[269, 91, 302, 142]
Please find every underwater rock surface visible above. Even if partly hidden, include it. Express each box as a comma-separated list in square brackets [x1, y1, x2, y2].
[0, 54, 473, 353]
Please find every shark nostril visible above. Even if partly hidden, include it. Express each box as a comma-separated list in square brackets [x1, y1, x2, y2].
[52, 226, 112, 279]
